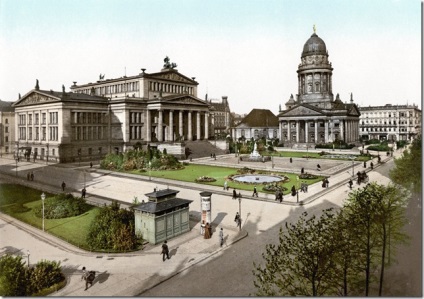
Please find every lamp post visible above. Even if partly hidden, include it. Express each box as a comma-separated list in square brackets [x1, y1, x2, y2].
[46, 144, 49, 165]
[41, 192, 46, 231]
[27, 250, 30, 268]
[148, 161, 152, 181]
[14, 152, 18, 177]
[238, 193, 242, 231]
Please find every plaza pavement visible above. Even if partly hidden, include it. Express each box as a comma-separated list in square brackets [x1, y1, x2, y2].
[0, 147, 397, 296]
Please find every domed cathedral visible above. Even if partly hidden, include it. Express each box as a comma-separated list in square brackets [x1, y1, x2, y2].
[278, 26, 360, 145]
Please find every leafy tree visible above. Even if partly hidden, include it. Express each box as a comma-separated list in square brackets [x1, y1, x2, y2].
[390, 135, 421, 194]
[253, 209, 339, 296]
[0, 255, 27, 296]
[87, 201, 138, 251]
[364, 183, 409, 296]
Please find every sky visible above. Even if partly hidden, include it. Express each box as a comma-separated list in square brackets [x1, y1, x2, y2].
[0, 0, 421, 114]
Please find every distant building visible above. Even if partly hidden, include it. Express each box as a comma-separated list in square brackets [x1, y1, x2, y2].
[207, 96, 232, 138]
[359, 104, 421, 141]
[0, 100, 15, 156]
[232, 109, 279, 141]
[133, 188, 192, 245]
[278, 29, 360, 144]
[232, 112, 247, 127]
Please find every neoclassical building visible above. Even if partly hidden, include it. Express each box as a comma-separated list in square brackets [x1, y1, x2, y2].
[278, 29, 360, 144]
[359, 104, 421, 141]
[13, 58, 216, 162]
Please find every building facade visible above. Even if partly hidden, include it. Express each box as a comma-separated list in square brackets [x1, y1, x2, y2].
[359, 104, 421, 141]
[278, 29, 360, 145]
[0, 100, 15, 156]
[208, 96, 232, 138]
[12, 58, 215, 162]
[232, 109, 279, 141]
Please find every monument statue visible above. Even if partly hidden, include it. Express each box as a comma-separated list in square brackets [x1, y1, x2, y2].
[163, 56, 177, 69]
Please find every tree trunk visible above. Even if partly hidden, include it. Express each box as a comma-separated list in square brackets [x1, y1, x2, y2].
[365, 217, 371, 296]
[379, 224, 387, 296]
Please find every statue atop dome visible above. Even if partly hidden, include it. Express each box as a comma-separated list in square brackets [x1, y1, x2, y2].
[313, 24, 316, 34]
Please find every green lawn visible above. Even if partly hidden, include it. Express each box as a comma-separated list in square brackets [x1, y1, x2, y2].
[0, 184, 98, 250]
[131, 164, 324, 194]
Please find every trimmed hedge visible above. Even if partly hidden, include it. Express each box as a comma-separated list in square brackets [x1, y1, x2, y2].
[33, 193, 89, 219]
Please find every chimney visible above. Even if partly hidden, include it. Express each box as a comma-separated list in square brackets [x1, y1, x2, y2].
[222, 96, 228, 104]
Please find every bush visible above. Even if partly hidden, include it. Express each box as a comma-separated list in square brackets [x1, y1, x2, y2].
[87, 201, 139, 251]
[365, 138, 380, 145]
[367, 142, 391, 152]
[315, 142, 355, 149]
[33, 193, 89, 219]
[0, 255, 64, 297]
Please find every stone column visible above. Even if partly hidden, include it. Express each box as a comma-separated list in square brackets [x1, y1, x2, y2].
[305, 121, 309, 143]
[287, 121, 291, 141]
[188, 111, 193, 141]
[315, 120, 318, 143]
[296, 120, 300, 143]
[158, 110, 163, 142]
[324, 120, 329, 143]
[196, 111, 201, 140]
[169, 110, 174, 142]
[340, 120, 344, 142]
[146, 109, 151, 142]
[205, 113, 209, 140]
[179, 111, 183, 140]
[279, 121, 282, 141]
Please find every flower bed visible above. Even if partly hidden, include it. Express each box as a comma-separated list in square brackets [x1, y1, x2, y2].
[195, 176, 217, 183]
[262, 183, 288, 192]
[299, 173, 318, 179]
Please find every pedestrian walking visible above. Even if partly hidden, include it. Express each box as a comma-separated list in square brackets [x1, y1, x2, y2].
[81, 266, 95, 291]
[275, 190, 279, 201]
[301, 167, 304, 174]
[370, 162, 374, 169]
[290, 157, 293, 163]
[61, 181, 66, 192]
[234, 212, 241, 228]
[30, 172, 34, 181]
[317, 164, 321, 171]
[81, 187, 86, 198]
[325, 178, 329, 188]
[90, 161, 93, 168]
[161, 240, 170, 261]
[348, 179, 353, 189]
[219, 228, 224, 247]
[232, 188, 237, 200]
[364, 161, 367, 168]
[279, 191, 283, 203]
[252, 186, 258, 197]
[378, 156, 381, 163]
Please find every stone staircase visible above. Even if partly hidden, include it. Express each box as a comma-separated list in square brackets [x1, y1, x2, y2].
[184, 140, 228, 159]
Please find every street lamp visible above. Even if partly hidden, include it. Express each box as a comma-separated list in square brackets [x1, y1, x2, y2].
[14, 152, 18, 177]
[41, 192, 46, 231]
[148, 161, 152, 181]
[238, 193, 242, 231]
[27, 250, 30, 268]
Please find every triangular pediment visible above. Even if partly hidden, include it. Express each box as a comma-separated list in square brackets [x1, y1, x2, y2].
[281, 105, 324, 117]
[162, 95, 209, 106]
[13, 91, 61, 107]
[148, 70, 195, 84]
[347, 105, 360, 116]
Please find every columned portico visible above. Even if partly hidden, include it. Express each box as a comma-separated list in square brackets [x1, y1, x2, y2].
[179, 110, 183, 139]
[296, 121, 300, 142]
[158, 110, 163, 141]
[169, 110, 174, 141]
[196, 111, 201, 140]
[324, 121, 329, 143]
[305, 121, 309, 142]
[146, 109, 151, 142]
[204, 113, 209, 140]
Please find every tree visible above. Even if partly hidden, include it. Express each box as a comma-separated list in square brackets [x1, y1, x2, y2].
[365, 183, 409, 296]
[0, 255, 27, 296]
[390, 135, 421, 195]
[87, 201, 138, 251]
[253, 209, 339, 296]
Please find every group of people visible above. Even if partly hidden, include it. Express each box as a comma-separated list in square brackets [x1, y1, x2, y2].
[321, 178, 329, 188]
[26, 171, 34, 181]
[275, 190, 284, 202]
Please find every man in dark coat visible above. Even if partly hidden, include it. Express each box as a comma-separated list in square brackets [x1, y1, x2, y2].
[252, 186, 258, 197]
[61, 181, 66, 192]
[161, 240, 170, 261]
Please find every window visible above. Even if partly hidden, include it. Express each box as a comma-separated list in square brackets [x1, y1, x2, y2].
[28, 114, 32, 125]
[42, 127, 46, 140]
[42, 113, 46, 124]
[5, 136, 8, 142]
[5, 127, 8, 133]
[5, 118, 8, 124]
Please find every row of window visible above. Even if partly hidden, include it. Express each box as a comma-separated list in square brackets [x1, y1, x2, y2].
[71, 126, 107, 141]
[129, 125, 144, 140]
[71, 112, 107, 124]
[18, 112, 58, 125]
[18, 126, 58, 141]
[361, 111, 417, 117]
[149, 81, 194, 95]
[77, 81, 140, 96]
[361, 127, 411, 132]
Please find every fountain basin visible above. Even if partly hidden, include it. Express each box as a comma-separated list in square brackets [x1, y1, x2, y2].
[232, 174, 285, 184]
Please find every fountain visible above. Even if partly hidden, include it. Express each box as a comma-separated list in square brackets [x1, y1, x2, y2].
[232, 174, 284, 184]
[240, 142, 271, 162]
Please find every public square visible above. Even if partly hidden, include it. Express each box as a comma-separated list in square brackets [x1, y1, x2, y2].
[0, 146, 421, 296]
